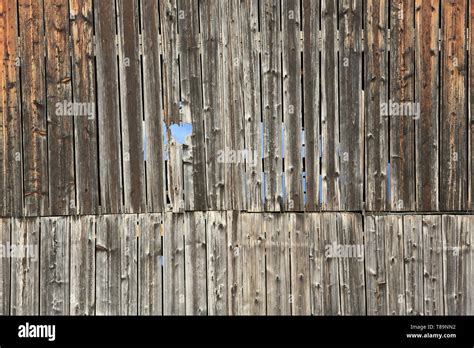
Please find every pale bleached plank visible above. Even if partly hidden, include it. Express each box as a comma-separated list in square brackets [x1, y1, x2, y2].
[0, 219, 10, 314]
[321, 213, 341, 314]
[307, 213, 322, 315]
[403, 215, 423, 315]
[120, 214, 138, 315]
[227, 211, 243, 315]
[290, 213, 310, 314]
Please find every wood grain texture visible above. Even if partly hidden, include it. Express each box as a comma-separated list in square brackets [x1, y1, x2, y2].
[290, 213, 310, 314]
[226, 211, 243, 315]
[0, 218, 10, 314]
[403, 215, 423, 315]
[307, 213, 322, 315]
[120, 214, 138, 315]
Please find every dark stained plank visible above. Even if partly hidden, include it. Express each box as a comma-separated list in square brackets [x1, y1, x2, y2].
[471, 0, 474, 211]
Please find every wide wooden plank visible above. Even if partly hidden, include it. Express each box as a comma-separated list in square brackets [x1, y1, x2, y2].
[0, 0, 22, 217]
[261, 0, 283, 212]
[242, 213, 265, 314]
[11, 218, 39, 315]
[264, 213, 290, 315]
[290, 213, 310, 314]
[45, 0, 75, 215]
[117, 0, 145, 214]
[282, 0, 303, 211]
[339, 0, 363, 211]
[403, 215, 423, 315]
[302, 0, 320, 212]
[389, 0, 415, 211]
[19, 0, 49, 216]
[163, 213, 185, 314]
[70, 215, 95, 315]
[184, 212, 207, 315]
[207, 211, 228, 315]
[307, 213, 322, 314]
[94, 0, 123, 214]
[241, 0, 263, 212]
[415, 0, 439, 211]
[365, 0, 389, 211]
[70, 0, 99, 215]
[321, 0, 340, 210]
[0, 219, 10, 314]
[40, 217, 70, 314]
[226, 211, 243, 315]
[138, 213, 163, 315]
[440, 0, 468, 210]
[422, 215, 443, 315]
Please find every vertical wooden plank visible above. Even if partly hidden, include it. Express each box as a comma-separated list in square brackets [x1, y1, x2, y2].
[302, 0, 320, 212]
[19, 0, 49, 216]
[383, 215, 405, 314]
[471, 0, 474, 212]
[40, 217, 70, 314]
[96, 215, 120, 315]
[241, 0, 263, 212]
[339, 0, 363, 211]
[120, 214, 138, 315]
[338, 213, 365, 315]
[178, 0, 207, 211]
[320, 213, 341, 314]
[422, 215, 443, 315]
[443, 215, 471, 314]
[0, 219, 10, 314]
[307, 213, 322, 315]
[242, 213, 265, 314]
[200, 0, 225, 211]
[389, 0, 415, 211]
[94, 0, 122, 214]
[167, 139, 184, 212]
[321, 0, 340, 210]
[365, 0, 389, 211]
[415, 0, 439, 211]
[264, 213, 290, 315]
[117, 0, 145, 213]
[290, 213, 310, 314]
[11, 218, 39, 315]
[141, 0, 165, 213]
[0, 0, 22, 217]
[207, 211, 228, 315]
[45, 0, 75, 215]
[403, 215, 423, 315]
[70, 0, 99, 215]
[70, 215, 95, 315]
[364, 215, 387, 315]
[163, 212, 185, 314]
[282, 0, 303, 211]
[440, 0, 468, 210]
[138, 213, 163, 315]
[184, 212, 207, 315]
[261, 0, 283, 212]
[226, 210, 243, 315]
[468, 215, 474, 314]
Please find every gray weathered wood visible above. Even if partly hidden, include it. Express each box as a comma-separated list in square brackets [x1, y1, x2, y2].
[290, 213, 310, 314]
[321, 213, 341, 314]
[0, 219, 10, 314]
[307, 213, 322, 315]
[120, 214, 138, 315]
[403, 215, 423, 315]
[226, 211, 243, 315]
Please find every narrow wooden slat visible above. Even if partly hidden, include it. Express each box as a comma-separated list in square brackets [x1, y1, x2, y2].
[339, 0, 363, 211]
[261, 0, 283, 212]
[471, 0, 474, 211]
[207, 211, 228, 315]
[226, 211, 243, 315]
[178, 0, 207, 211]
[241, 0, 263, 212]
[40, 217, 70, 314]
[120, 214, 138, 315]
[440, 0, 468, 210]
[389, 0, 415, 211]
[163, 212, 185, 314]
[138, 213, 163, 315]
[302, 0, 320, 212]
[422, 215, 443, 315]
[364, 215, 387, 315]
[338, 213, 365, 315]
[70, 0, 99, 215]
[167, 139, 183, 212]
[365, 0, 389, 211]
[242, 213, 265, 314]
[403, 215, 423, 315]
[307, 213, 322, 314]
[0, 0, 22, 217]
[290, 213, 310, 314]
[415, 0, 439, 211]
[282, 0, 303, 211]
[264, 213, 290, 315]
[0, 219, 10, 314]
[45, 0, 75, 215]
[321, 0, 340, 210]
[11, 218, 39, 315]
[19, 0, 49, 216]
[184, 212, 207, 315]
[70, 215, 95, 315]
[117, 0, 145, 213]
[94, 0, 122, 214]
